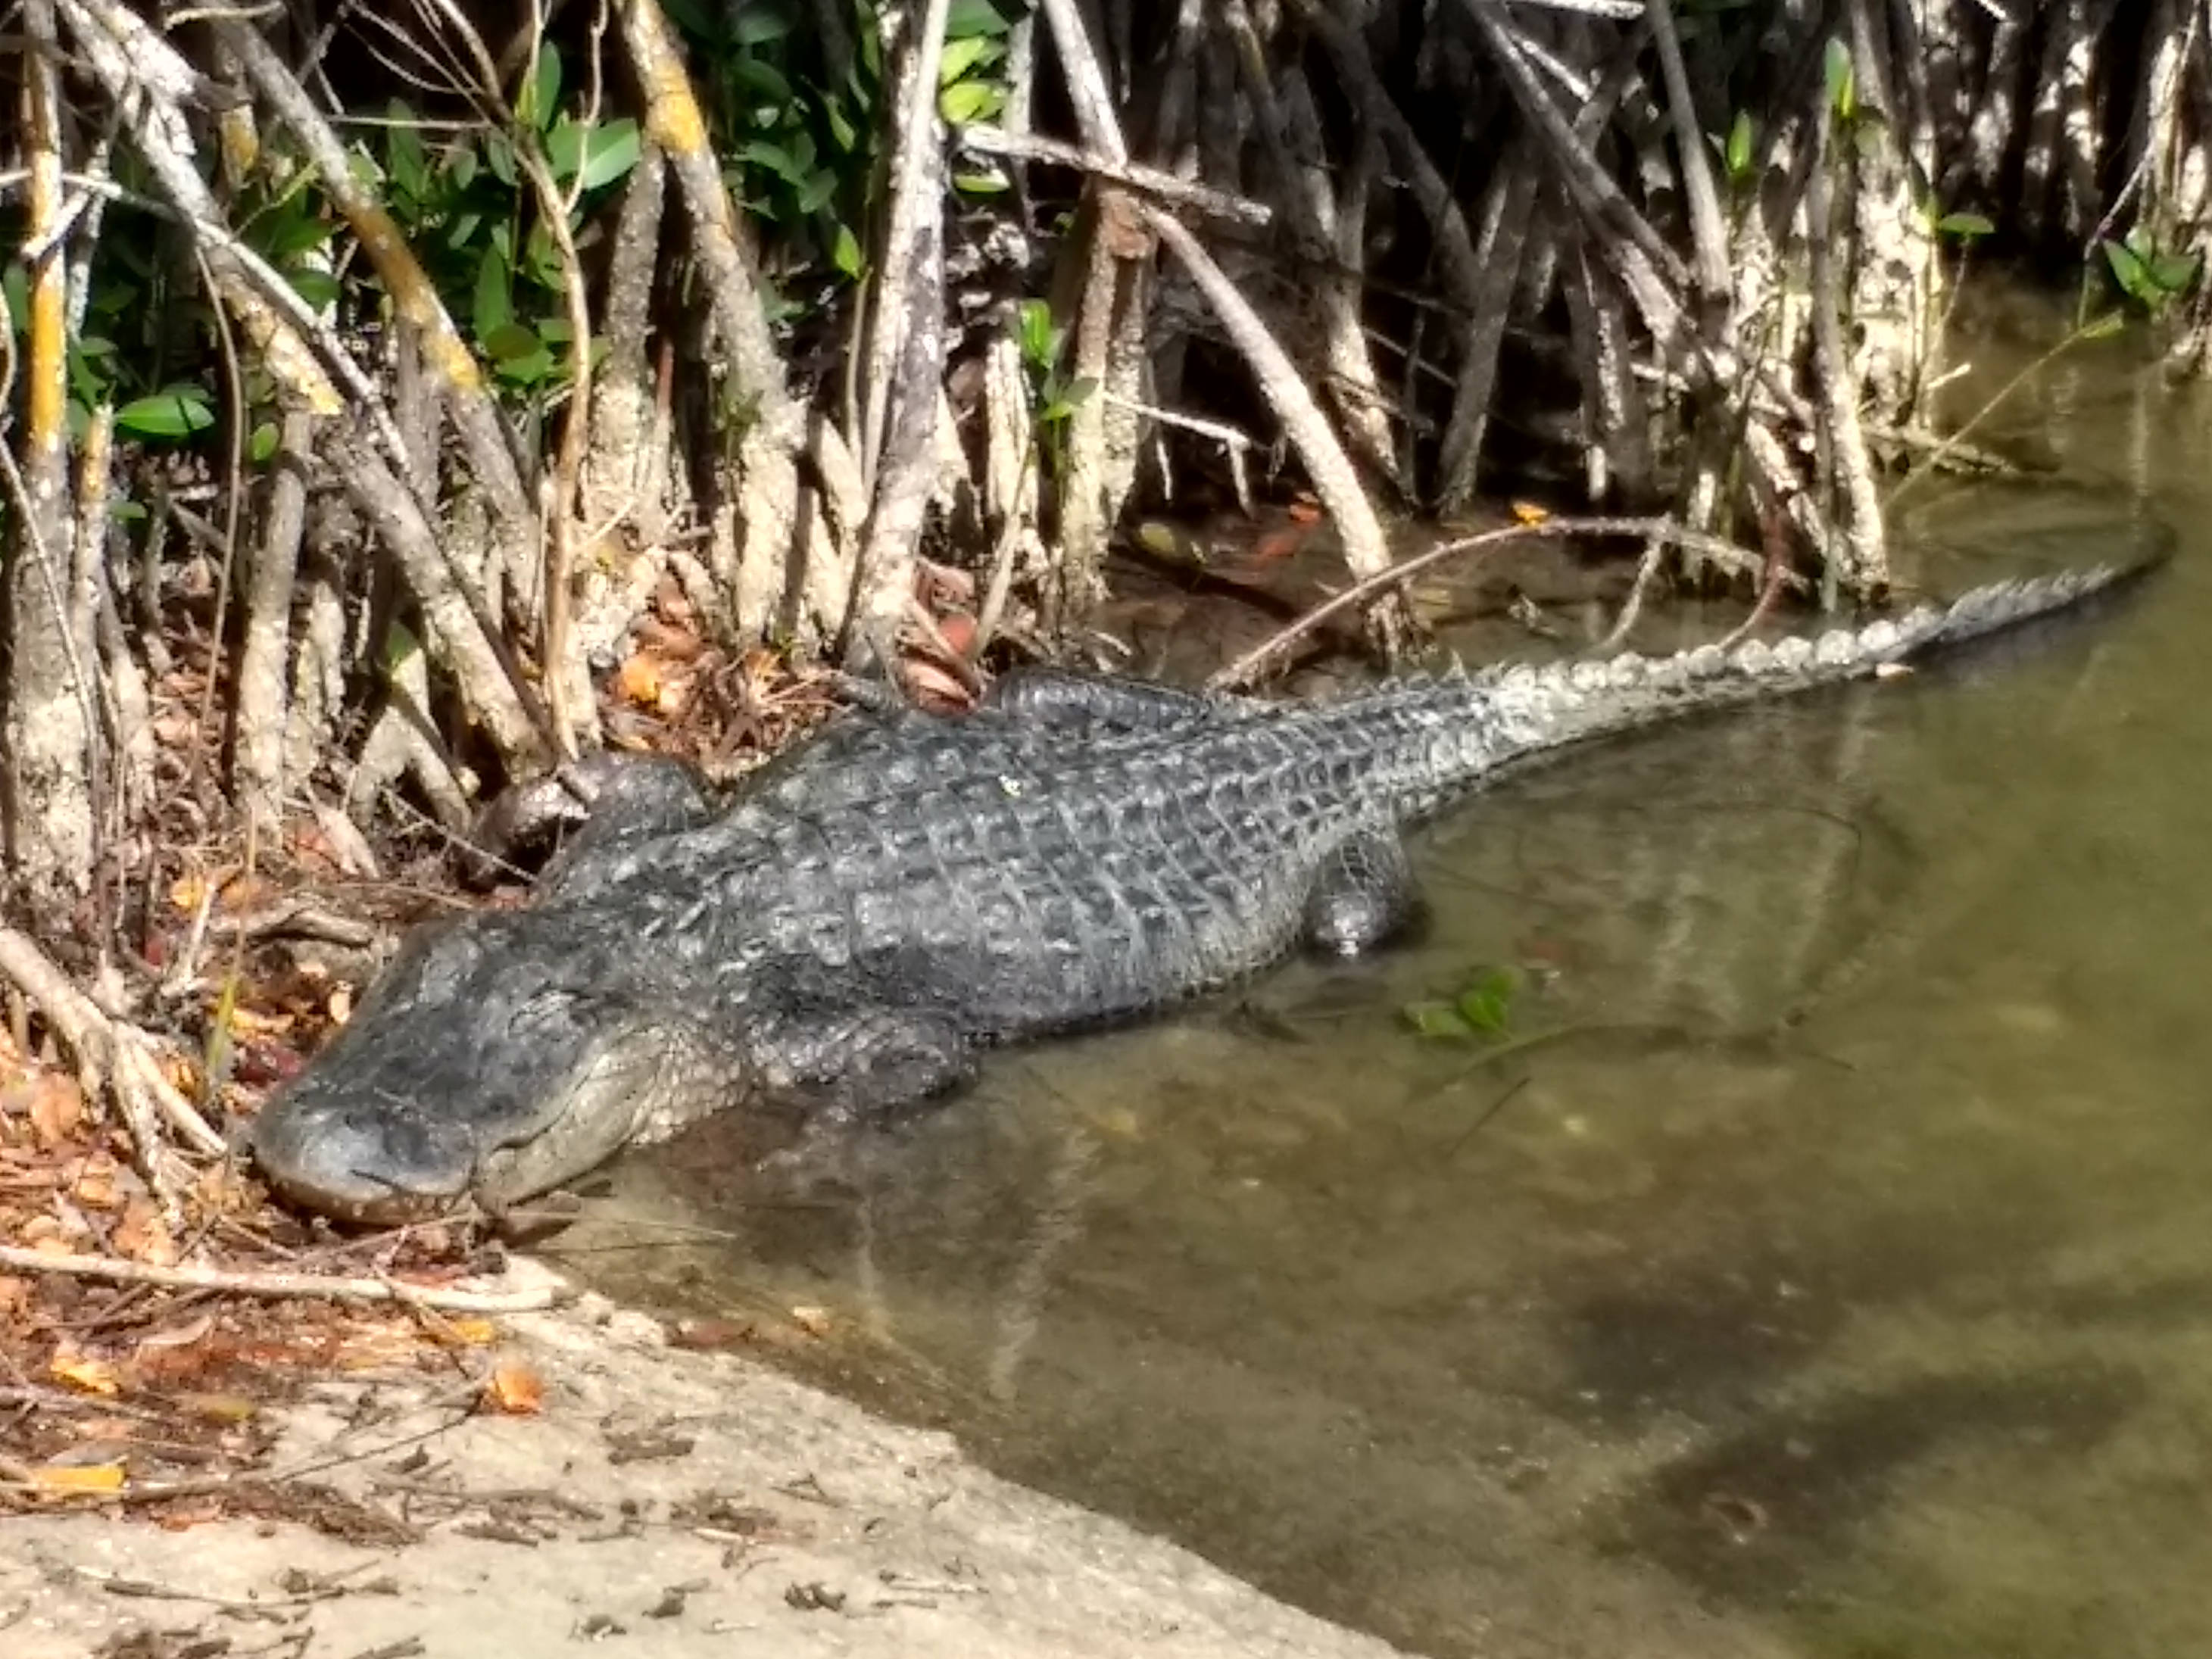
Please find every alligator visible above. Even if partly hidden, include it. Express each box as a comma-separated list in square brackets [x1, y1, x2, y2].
[253, 560, 2149, 1221]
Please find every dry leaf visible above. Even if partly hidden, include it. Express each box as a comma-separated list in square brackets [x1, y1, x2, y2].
[789, 1305, 833, 1338]
[328, 984, 354, 1025]
[226, 1004, 296, 1039]
[173, 1392, 258, 1424]
[30, 1461, 126, 1493]
[25, 1074, 85, 1147]
[1510, 500, 1552, 524]
[112, 1202, 177, 1266]
[441, 1317, 498, 1347]
[484, 1360, 544, 1415]
[617, 652, 664, 706]
[51, 1351, 122, 1395]
[168, 871, 211, 914]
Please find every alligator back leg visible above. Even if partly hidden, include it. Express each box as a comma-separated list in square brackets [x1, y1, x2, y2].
[1303, 828, 1421, 956]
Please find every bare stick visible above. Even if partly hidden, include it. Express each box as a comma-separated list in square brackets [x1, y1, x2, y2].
[0, 1244, 563, 1312]
[1208, 515, 1770, 690]
[1140, 204, 1401, 644]
[954, 125, 1270, 223]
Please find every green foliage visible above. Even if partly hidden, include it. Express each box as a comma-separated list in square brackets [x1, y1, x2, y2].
[2101, 229, 2201, 318]
[1402, 967, 1524, 1043]
[1823, 38, 1856, 123]
[1013, 299, 1094, 482]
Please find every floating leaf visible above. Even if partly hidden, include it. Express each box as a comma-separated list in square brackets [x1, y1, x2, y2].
[1935, 210, 1994, 239]
[1455, 967, 1521, 1038]
[1402, 1001, 1474, 1040]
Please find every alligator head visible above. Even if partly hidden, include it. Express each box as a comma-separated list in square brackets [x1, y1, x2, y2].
[252, 910, 735, 1222]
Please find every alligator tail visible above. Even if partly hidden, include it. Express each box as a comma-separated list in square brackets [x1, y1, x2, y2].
[1384, 556, 2161, 803]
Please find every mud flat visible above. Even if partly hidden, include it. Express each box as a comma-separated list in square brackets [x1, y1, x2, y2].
[5, 1261, 1402, 1659]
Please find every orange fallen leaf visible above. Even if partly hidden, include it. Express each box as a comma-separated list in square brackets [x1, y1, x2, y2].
[617, 651, 664, 706]
[484, 1360, 544, 1415]
[226, 1004, 296, 1040]
[168, 871, 211, 913]
[25, 1074, 85, 1148]
[51, 1352, 122, 1395]
[934, 612, 977, 656]
[30, 1461, 126, 1493]
[441, 1317, 499, 1347]
[1253, 528, 1308, 562]
[1509, 501, 1552, 525]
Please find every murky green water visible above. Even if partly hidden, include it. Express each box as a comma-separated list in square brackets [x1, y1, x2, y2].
[560, 316, 2212, 1657]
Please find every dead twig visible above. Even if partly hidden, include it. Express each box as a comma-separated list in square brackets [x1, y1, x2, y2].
[0, 1243, 566, 1312]
[1209, 514, 1773, 689]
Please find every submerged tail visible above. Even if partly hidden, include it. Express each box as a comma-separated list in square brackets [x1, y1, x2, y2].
[1501, 558, 2156, 753]
[1358, 557, 2161, 813]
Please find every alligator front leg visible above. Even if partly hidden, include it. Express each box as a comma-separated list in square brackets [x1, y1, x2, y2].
[750, 1003, 977, 1124]
[1303, 828, 1421, 956]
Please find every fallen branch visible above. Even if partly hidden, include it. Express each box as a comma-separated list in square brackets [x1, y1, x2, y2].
[0, 1243, 565, 1312]
[955, 124, 1271, 223]
[1207, 514, 1773, 688]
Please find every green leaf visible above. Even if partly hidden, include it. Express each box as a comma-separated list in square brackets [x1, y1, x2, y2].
[1017, 298, 1057, 367]
[831, 223, 864, 279]
[2151, 251, 2201, 295]
[2077, 310, 2127, 341]
[1402, 1002, 1474, 1040]
[734, 4, 794, 43]
[1454, 968, 1521, 1039]
[946, 0, 1016, 38]
[1824, 37, 1855, 121]
[728, 54, 795, 104]
[484, 133, 518, 186]
[824, 96, 859, 154]
[1, 264, 27, 335]
[449, 143, 479, 189]
[939, 35, 1003, 84]
[482, 320, 544, 363]
[385, 100, 426, 204]
[953, 170, 1011, 195]
[1935, 210, 1995, 239]
[546, 116, 586, 184]
[473, 246, 514, 341]
[738, 139, 807, 184]
[288, 268, 341, 310]
[1725, 110, 1753, 178]
[248, 421, 280, 464]
[939, 80, 1005, 125]
[115, 388, 215, 439]
[797, 168, 838, 215]
[2102, 237, 2151, 301]
[577, 119, 642, 190]
[523, 43, 562, 133]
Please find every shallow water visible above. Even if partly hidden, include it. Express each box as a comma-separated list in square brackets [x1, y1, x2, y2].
[562, 318, 2212, 1657]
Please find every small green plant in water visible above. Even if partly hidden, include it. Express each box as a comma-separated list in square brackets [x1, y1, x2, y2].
[1402, 966, 1523, 1043]
[2101, 229, 2201, 320]
[1016, 298, 1097, 482]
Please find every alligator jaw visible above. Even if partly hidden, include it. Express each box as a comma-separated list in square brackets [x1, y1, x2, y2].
[251, 1084, 483, 1225]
